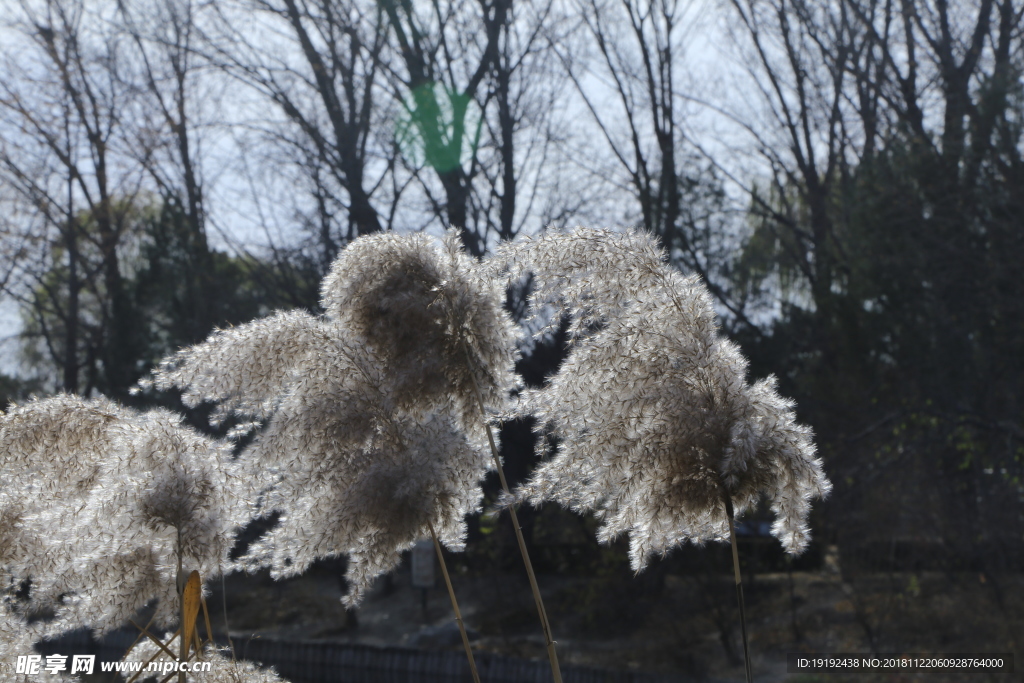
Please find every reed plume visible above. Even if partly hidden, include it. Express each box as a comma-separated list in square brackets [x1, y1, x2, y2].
[320, 230, 519, 422]
[1, 601, 77, 682]
[141, 230, 516, 607]
[240, 395, 491, 607]
[495, 227, 831, 570]
[1, 395, 248, 636]
[137, 309, 323, 429]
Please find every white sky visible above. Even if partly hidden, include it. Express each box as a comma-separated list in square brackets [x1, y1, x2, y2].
[0, 0, 811, 381]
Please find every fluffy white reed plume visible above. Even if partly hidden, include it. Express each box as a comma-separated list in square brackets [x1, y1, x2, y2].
[493, 226, 670, 341]
[0, 395, 249, 636]
[78, 407, 250, 631]
[327, 232, 561, 681]
[320, 230, 519, 421]
[136, 310, 323, 427]
[145, 231, 518, 428]
[0, 393, 122, 493]
[1, 395, 122, 596]
[123, 638, 288, 683]
[1, 601, 79, 683]
[152, 313, 492, 605]
[139, 230, 516, 606]
[495, 227, 831, 571]
[240, 365, 491, 605]
[309, 230, 517, 602]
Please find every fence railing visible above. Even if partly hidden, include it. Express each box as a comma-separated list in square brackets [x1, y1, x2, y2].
[41, 630, 682, 683]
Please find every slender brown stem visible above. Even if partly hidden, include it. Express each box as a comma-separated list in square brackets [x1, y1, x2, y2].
[218, 542, 236, 661]
[723, 492, 753, 683]
[129, 619, 178, 660]
[429, 522, 481, 683]
[463, 347, 563, 683]
[125, 629, 180, 683]
[159, 648, 198, 683]
[176, 530, 187, 683]
[123, 610, 157, 660]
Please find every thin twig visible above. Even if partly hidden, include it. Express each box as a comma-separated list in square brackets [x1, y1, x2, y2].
[219, 558, 236, 661]
[124, 629, 180, 683]
[464, 346, 563, 683]
[122, 610, 157, 660]
[177, 531, 187, 683]
[429, 521, 481, 683]
[723, 491, 753, 683]
[129, 619, 178, 660]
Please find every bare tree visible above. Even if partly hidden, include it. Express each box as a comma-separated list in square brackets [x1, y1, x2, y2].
[550, 0, 752, 326]
[0, 0, 143, 395]
[726, 0, 1023, 318]
[726, 0, 866, 330]
[841, 0, 1023, 201]
[724, 0, 1024, 626]
[204, 0, 389, 256]
[477, 0, 567, 244]
[117, 0, 218, 343]
[380, 0, 512, 256]
[0, 90, 83, 391]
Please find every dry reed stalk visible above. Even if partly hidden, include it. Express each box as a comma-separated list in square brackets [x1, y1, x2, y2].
[129, 619, 178, 660]
[429, 522, 481, 683]
[199, 592, 215, 657]
[496, 228, 830, 682]
[466, 348, 563, 683]
[177, 535, 187, 683]
[125, 628, 180, 683]
[723, 491, 753, 683]
[125, 611, 159, 658]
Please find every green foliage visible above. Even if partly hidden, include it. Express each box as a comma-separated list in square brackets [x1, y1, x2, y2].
[19, 196, 322, 398]
[0, 373, 42, 409]
[131, 199, 279, 366]
[733, 69, 1024, 570]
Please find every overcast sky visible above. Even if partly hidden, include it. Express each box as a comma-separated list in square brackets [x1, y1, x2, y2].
[0, 0, 788, 382]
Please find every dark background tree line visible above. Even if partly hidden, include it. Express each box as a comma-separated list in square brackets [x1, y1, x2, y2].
[2, 0, 1022, 664]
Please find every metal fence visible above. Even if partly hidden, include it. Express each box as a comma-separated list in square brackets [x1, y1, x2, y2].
[42, 630, 682, 683]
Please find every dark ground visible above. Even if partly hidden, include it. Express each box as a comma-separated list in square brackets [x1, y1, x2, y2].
[200, 542, 1022, 683]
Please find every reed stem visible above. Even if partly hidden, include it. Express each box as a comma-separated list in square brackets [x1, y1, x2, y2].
[723, 493, 753, 683]
[124, 628, 180, 683]
[176, 531, 186, 683]
[463, 347, 562, 683]
[220, 561, 236, 661]
[429, 522, 481, 683]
